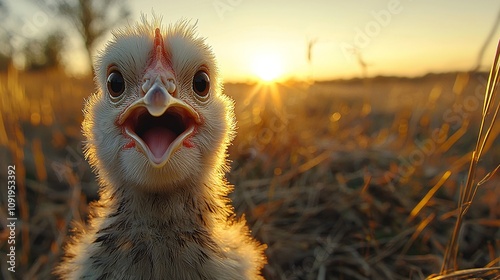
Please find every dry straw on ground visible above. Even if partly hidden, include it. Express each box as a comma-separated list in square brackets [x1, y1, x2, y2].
[0, 53, 499, 279]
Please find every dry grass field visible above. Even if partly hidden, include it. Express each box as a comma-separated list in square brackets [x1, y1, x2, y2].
[0, 65, 499, 279]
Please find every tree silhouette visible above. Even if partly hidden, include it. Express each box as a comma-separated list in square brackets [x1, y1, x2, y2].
[0, 0, 12, 70]
[37, 0, 130, 72]
[24, 31, 66, 71]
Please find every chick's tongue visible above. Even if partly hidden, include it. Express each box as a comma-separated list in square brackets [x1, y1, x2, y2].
[142, 127, 176, 158]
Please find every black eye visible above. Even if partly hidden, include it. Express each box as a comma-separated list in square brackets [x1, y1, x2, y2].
[107, 70, 125, 98]
[193, 70, 210, 97]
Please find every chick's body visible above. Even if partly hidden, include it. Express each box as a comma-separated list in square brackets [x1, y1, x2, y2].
[56, 17, 266, 280]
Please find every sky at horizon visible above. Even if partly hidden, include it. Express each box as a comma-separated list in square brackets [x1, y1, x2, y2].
[5, 0, 500, 82]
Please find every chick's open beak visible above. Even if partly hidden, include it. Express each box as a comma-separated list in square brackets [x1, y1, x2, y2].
[118, 78, 201, 168]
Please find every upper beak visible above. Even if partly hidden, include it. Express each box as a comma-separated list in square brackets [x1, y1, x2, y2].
[117, 78, 201, 168]
[141, 76, 178, 117]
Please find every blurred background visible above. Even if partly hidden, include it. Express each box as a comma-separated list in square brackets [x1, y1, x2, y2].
[2, 0, 500, 80]
[0, 0, 499, 279]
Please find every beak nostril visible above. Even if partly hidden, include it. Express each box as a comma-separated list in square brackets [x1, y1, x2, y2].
[166, 80, 176, 96]
[142, 76, 177, 95]
[142, 79, 151, 95]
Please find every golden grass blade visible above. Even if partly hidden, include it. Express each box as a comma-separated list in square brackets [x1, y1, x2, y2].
[477, 164, 500, 186]
[439, 39, 500, 275]
[429, 266, 500, 280]
[408, 171, 451, 222]
[401, 213, 435, 255]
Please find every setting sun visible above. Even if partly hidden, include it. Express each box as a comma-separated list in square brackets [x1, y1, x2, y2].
[251, 53, 285, 82]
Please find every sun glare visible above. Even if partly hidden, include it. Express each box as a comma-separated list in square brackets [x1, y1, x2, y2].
[251, 53, 284, 83]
